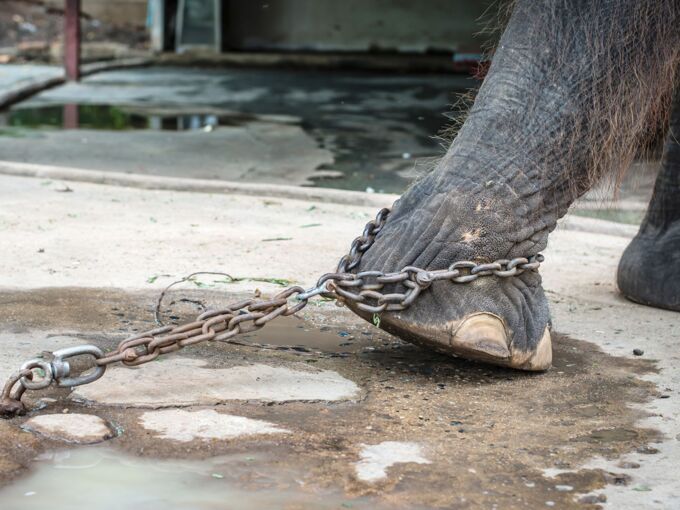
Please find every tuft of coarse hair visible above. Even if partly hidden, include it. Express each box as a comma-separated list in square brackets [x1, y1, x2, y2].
[439, 0, 679, 202]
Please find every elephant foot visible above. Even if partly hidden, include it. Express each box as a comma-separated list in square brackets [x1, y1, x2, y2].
[348, 276, 553, 371]
[617, 222, 680, 311]
[360, 308, 553, 371]
[618, 82, 680, 312]
[346, 184, 554, 371]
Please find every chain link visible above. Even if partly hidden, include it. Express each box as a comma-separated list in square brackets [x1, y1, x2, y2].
[1, 207, 543, 417]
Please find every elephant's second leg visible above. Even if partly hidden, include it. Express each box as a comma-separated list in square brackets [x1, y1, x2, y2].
[617, 86, 680, 311]
[345, 0, 679, 370]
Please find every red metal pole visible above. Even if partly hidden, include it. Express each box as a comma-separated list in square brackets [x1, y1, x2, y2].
[64, 0, 81, 81]
[63, 103, 79, 129]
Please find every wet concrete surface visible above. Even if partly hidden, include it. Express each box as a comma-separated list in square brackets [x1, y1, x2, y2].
[1, 172, 678, 506]
[0, 65, 661, 219]
[0, 66, 474, 192]
[0, 112, 335, 187]
[0, 288, 663, 509]
[0, 65, 62, 94]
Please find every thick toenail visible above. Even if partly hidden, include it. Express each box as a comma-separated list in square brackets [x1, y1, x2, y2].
[450, 313, 511, 359]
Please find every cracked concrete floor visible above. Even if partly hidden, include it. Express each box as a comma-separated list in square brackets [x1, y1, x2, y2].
[0, 173, 678, 509]
[0, 289, 662, 509]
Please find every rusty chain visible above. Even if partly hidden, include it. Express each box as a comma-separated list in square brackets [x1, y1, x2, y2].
[1, 207, 543, 417]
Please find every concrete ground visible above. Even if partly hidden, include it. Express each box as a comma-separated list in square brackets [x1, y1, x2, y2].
[0, 64, 659, 208]
[0, 64, 61, 91]
[0, 64, 63, 110]
[0, 66, 473, 191]
[0, 171, 678, 509]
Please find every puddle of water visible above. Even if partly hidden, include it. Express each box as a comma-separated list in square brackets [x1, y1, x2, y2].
[0, 447, 377, 510]
[161, 298, 379, 354]
[582, 428, 639, 443]
[6, 104, 221, 132]
[239, 316, 377, 354]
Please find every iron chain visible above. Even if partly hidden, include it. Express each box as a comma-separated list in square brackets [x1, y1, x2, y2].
[1, 207, 543, 417]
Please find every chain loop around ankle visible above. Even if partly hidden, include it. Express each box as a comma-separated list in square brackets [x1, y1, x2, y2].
[0, 207, 543, 417]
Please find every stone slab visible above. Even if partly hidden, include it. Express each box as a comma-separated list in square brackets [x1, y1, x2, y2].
[72, 358, 360, 407]
[21, 414, 115, 444]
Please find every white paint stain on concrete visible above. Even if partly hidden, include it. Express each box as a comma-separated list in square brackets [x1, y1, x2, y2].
[73, 358, 360, 407]
[139, 409, 289, 442]
[355, 441, 430, 482]
[21, 414, 115, 444]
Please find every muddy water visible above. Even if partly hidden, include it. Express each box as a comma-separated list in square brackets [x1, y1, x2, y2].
[1, 448, 382, 510]
[238, 315, 381, 353]
[0, 287, 384, 355]
[156, 297, 381, 354]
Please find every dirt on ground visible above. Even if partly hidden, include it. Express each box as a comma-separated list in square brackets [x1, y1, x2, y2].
[0, 1, 148, 63]
[0, 287, 663, 509]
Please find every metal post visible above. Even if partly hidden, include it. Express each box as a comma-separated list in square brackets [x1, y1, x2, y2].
[214, 0, 222, 53]
[64, 0, 81, 81]
[149, 0, 166, 52]
[63, 104, 79, 129]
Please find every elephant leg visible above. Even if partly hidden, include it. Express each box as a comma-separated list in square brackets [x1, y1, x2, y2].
[344, 0, 679, 370]
[617, 84, 680, 311]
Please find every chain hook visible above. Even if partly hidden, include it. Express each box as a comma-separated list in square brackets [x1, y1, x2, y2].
[0, 369, 31, 417]
[296, 280, 334, 301]
[50, 345, 106, 388]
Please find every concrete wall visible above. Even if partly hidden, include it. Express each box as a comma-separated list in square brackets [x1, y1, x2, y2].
[222, 0, 494, 54]
[42, 0, 492, 55]
[45, 0, 148, 27]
